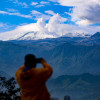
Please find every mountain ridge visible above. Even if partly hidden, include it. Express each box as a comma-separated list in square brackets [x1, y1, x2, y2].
[0, 39, 100, 77]
[47, 73, 100, 100]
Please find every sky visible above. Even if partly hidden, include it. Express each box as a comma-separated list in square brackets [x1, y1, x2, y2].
[0, 0, 100, 37]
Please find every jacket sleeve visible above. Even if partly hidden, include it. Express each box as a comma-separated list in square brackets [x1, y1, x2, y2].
[37, 62, 53, 82]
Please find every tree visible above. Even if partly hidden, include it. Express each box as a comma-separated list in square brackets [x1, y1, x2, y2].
[0, 76, 20, 100]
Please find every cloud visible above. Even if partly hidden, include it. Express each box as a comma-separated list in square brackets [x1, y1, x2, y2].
[32, 1, 50, 8]
[0, 11, 8, 14]
[40, 1, 50, 4]
[48, 13, 67, 23]
[31, 10, 42, 15]
[46, 14, 67, 35]
[10, 0, 28, 8]
[75, 20, 92, 26]
[45, 10, 56, 15]
[50, 0, 100, 26]
[6, 8, 18, 12]
[0, 10, 32, 19]
[49, 0, 58, 2]
[31, 2, 38, 6]
[30, 1, 50, 8]
[0, 23, 15, 32]
[31, 10, 66, 22]
[71, 2, 100, 25]
[35, 5, 45, 8]
[0, 23, 5, 27]
[1, 13, 99, 41]
[20, 2, 28, 8]
[31, 10, 51, 20]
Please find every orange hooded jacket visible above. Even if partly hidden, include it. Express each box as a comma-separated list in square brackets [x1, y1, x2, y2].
[16, 62, 53, 100]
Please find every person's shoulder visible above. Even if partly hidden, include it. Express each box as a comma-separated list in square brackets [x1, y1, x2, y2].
[15, 65, 25, 76]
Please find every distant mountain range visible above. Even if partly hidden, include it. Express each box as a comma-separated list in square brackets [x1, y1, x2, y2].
[8, 32, 100, 46]
[47, 73, 100, 100]
[79, 32, 100, 45]
[0, 32, 100, 77]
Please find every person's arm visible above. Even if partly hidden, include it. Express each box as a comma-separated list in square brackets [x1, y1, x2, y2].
[41, 59, 53, 76]
[38, 59, 53, 82]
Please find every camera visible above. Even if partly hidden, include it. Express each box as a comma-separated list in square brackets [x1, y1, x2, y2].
[36, 58, 43, 63]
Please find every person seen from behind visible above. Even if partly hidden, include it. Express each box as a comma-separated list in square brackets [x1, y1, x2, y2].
[16, 54, 53, 100]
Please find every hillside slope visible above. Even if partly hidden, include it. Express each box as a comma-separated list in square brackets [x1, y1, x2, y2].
[47, 73, 100, 100]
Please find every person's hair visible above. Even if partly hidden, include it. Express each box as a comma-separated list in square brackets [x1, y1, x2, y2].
[24, 54, 36, 67]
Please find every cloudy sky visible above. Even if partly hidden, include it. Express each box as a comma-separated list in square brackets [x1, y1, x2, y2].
[0, 0, 100, 37]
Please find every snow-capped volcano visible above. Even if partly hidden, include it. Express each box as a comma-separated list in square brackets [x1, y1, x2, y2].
[14, 31, 57, 40]
[0, 30, 57, 41]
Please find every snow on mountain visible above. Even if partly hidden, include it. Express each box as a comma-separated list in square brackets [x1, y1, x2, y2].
[0, 30, 88, 41]
[62, 32, 90, 37]
[0, 31, 56, 41]
[17, 31, 57, 40]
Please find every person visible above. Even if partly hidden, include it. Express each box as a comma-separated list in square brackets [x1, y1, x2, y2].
[15, 54, 53, 100]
